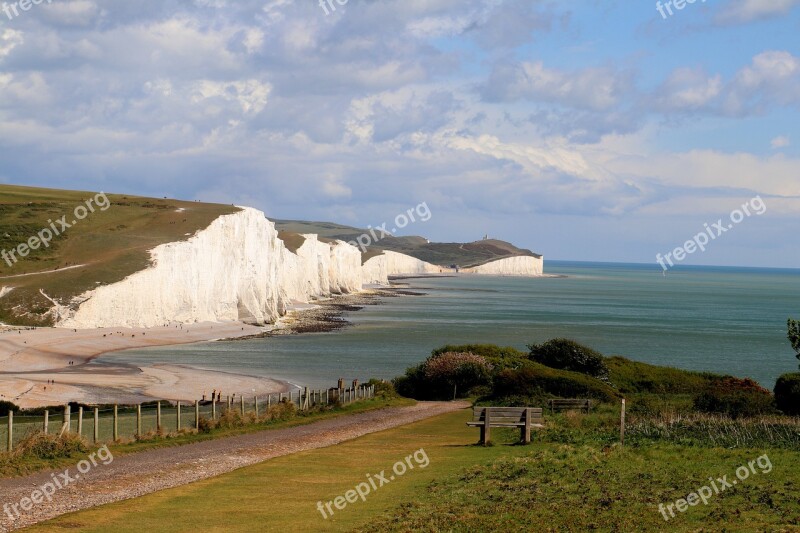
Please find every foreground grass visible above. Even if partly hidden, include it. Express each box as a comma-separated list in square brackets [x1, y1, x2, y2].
[27, 406, 800, 532]
[0, 396, 413, 478]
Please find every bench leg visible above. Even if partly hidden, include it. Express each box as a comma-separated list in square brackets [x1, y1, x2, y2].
[483, 424, 491, 445]
[522, 408, 531, 444]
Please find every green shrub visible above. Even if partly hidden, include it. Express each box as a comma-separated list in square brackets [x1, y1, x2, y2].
[394, 352, 493, 400]
[488, 364, 620, 405]
[0, 401, 16, 417]
[367, 379, 398, 399]
[528, 339, 609, 381]
[13, 431, 88, 459]
[774, 373, 800, 416]
[693, 377, 776, 419]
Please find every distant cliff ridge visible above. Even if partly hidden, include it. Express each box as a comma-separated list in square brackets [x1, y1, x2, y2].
[56, 207, 543, 329]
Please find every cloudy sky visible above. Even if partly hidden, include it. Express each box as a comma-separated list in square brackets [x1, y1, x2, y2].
[1, 0, 798, 267]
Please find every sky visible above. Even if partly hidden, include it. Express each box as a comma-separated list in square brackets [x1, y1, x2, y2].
[0, 0, 798, 268]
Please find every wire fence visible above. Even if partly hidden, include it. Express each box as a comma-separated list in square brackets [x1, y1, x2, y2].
[0, 385, 375, 452]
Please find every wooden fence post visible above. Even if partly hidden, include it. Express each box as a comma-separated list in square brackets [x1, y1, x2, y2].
[267, 394, 272, 409]
[195, 400, 200, 430]
[620, 398, 626, 447]
[254, 397, 259, 418]
[240, 396, 245, 417]
[303, 387, 309, 410]
[93, 408, 99, 444]
[157, 401, 162, 432]
[137, 404, 142, 437]
[212, 398, 216, 420]
[43, 410, 49, 435]
[7, 411, 12, 452]
[64, 404, 71, 433]
[177, 401, 182, 431]
[113, 405, 119, 441]
[78, 406, 84, 437]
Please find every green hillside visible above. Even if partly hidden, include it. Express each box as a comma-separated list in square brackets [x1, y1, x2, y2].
[0, 184, 237, 326]
[273, 219, 541, 268]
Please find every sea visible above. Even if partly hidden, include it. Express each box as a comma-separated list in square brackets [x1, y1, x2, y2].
[97, 261, 800, 390]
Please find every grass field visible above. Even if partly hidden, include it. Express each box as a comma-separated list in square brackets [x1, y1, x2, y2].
[0, 184, 237, 326]
[27, 406, 800, 532]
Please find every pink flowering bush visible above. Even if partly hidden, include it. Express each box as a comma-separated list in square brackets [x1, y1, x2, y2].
[395, 351, 493, 400]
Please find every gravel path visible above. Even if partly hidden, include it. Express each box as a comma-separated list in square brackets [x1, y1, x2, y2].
[0, 401, 468, 531]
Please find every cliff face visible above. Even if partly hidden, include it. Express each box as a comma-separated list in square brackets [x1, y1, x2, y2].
[361, 251, 441, 285]
[58, 208, 391, 329]
[462, 256, 544, 276]
[57, 207, 543, 329]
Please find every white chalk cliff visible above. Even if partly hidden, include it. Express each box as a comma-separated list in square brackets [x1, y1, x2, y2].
[57, 207, 542, 329]
[462, 256, 543, 276]
[361, 251, 441, 285]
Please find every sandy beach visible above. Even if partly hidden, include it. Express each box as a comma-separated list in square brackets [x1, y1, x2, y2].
[0, 322, 291, 409]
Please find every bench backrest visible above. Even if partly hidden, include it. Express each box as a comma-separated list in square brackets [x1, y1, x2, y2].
[472, 407, 543, 424]
[548, 399, 592, 410]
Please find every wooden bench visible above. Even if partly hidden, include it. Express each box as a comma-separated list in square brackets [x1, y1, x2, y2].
[548, 398, 592, 414]
[467, 407, 543, 445]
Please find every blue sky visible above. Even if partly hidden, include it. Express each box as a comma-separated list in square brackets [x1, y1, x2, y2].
[0, 0, 798, 268]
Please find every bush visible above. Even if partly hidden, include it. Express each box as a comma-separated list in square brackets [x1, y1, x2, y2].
[394, 352, 493, 400]
[367, 379, 398, 399]
[775, 373, 800, 416]
[489, 364, 620, 405]
[0, 401, 17, 417]
[431, 344, 527, 372]
[528, 339, 609, 381]
[13, 431, 88, 459]
[693, 377, 776, 419]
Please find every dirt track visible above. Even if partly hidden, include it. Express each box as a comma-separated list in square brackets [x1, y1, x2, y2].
[0, 401, 469, 531]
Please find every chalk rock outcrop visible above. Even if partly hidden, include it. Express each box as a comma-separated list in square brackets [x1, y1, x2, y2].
[361, 251, 441, 285]
[58, 208, 364, 329]
[462, 256, 544, 276]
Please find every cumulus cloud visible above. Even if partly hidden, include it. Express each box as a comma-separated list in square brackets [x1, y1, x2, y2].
[482, 60, 632, 111]
[0, 0, 797, 265]
[715, 0, 800, 25]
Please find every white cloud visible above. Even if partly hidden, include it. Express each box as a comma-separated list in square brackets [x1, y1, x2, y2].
[483, 61, 631, 111]
[716, 0, 800, 24]
[771, 136, 790, 149]
[0, 29, 23, 58]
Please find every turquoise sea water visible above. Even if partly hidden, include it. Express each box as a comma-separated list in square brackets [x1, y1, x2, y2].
[98, 261, 800, 389]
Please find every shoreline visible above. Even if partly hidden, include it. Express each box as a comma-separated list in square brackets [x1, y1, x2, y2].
[0, 321, 288, 409]
[0, 285, 421, 409]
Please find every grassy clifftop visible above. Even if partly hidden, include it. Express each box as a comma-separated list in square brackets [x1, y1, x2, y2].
[0, 184, 237, 326]
[273, 219, 541, 268]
